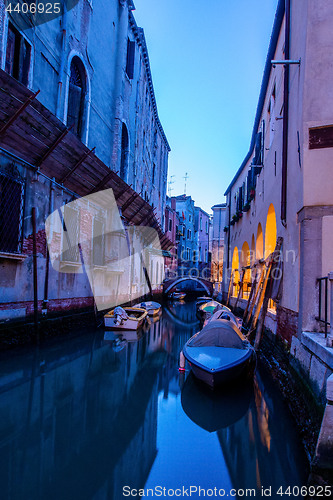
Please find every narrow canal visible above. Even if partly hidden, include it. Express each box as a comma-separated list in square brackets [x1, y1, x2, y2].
[0, 300, 309, 499]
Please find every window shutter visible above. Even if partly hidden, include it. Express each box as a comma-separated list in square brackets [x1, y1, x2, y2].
[126, 39, 135, 80]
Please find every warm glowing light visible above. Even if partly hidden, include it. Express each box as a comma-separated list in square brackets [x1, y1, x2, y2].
[264, 203, 277, 258]
[256, 223, 263, 260]
[231, 246, 239, 297]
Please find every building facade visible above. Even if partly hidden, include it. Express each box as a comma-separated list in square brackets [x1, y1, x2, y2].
[194, 206, 210, 278]
[0, 0, 170, 320]
[211, 203, 226, 286]
[164, 196, 180, 278]
[222, 0, 333, 399]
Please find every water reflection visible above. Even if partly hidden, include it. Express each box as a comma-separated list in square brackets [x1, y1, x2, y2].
[0, 302, 308, 499]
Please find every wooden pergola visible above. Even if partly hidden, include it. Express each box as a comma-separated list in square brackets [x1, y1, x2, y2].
[0, 70, 172, 250]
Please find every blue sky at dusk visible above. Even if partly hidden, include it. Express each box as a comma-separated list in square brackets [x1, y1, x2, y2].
[134, 0, 278, 214]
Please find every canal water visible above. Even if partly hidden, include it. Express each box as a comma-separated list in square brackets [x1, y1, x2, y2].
[0, 300, 309, 499]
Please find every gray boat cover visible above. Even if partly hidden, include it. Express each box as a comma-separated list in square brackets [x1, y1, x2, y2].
[187, 319, 247, 350]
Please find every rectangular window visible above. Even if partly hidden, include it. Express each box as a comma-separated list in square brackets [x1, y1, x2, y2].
[189, 214, 191, 222]
[205, 220, 208, 234]
[126, 38, 135, 79]
[61, 206, 79, 263]
[169, 218, 172, 232]
[5, 24, 31, 86]
[93, 218, 104, 266]
[0, 171, 25, 254]
[205, 249, 208, 263]
[200, 217, 202, 230]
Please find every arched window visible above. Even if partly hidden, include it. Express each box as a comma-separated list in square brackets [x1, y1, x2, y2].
[241, 241, 251, 299]
[264, 203, 277, 258]
[120, 123, 129, 181]
[256, 223, 263, 261]
[67, 57, 86, 139]
[231, 246, 239, 297]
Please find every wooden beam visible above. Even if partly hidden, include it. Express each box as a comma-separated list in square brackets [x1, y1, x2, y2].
[226, 270, 234, 307]
[245, 265, 265, 326]
[125, 200, 146, 223]
[120, 192, 139, 213]
[115, 184, 132, 200]
[254, 237, 283, 350]
[36, 124, 74, 167]
[243, 269, 258, 325]
[234, 269, 245, 310]
[0, 90, 40, 137]
[61, 147, 96, 183]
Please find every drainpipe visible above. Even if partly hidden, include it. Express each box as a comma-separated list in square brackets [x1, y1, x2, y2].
[56, 1, 67, 119]
[111, 0, 128, 168]
[32, 207, 39, 343]
[43, 178, 54, 313]
[281, 0, 290, 224]
[226, 191, 231, 273]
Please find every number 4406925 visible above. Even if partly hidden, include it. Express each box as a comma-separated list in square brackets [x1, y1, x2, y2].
[5, 3, 61, 14]
[277, 485, 331, 497]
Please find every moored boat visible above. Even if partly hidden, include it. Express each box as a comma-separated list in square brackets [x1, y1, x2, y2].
[136, 301, 162, 316]
[182, 319, 256, 388]
[196, 296, 212, 306]
[104, 306, 147, 330]
[168, 291, 186, 300]
[198, 300, 230, 321]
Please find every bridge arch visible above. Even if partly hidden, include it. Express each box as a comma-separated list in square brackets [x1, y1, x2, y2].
[163, 277, 212, 296]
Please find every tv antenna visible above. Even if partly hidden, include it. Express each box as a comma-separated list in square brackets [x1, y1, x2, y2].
[183, 172, 189, 195]
[168, 175, 175, 196]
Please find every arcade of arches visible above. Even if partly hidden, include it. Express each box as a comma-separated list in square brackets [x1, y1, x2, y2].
[231, 204, 277, 302]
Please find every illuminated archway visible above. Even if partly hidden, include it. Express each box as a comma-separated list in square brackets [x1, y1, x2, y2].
[264, 203, 277, 258]
[241, 241, 251, 299]
[256, 223, 263, 261]
[251, 234, 255, 267]
[231, 246, 239, 297]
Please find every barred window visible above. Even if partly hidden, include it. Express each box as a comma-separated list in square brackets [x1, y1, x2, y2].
[0, 171, 25, 254]
[61, 206, 79, 263]
[93, 217, 104, 266]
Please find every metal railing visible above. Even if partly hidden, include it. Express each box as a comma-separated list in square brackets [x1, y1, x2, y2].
[316, 277, 329, 337]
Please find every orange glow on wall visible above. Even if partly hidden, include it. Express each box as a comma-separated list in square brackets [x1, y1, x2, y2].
[264, 204, 277, 258]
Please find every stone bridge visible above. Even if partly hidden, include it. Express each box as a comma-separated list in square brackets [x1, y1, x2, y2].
[163, 276, 213, 296]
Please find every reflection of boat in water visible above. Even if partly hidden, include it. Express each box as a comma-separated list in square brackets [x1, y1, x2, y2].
[104, 307, 148, 330]
[182, 319, 256, 388]
[104, 329, 144, 344]
[181, 372, 253, 432]
[136, 301, 162, 317]
[168, 292, 186, 300]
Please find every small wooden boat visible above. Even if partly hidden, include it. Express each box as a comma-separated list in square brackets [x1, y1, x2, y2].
[104, 307, 147, 330]
[196, 296, 212, 306]
[182, 319, 256, 388]
[168, 291, 186, 300]
[198, 300, 230, 321]
[136, 301, 162, 316]
[208, 308, 242, 329]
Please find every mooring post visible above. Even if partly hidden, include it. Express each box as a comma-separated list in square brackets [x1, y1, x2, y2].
[327, 272, 333, 347]
[312, 374, 333, 474]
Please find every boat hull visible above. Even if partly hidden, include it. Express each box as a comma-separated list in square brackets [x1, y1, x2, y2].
[104, 307, 147, 330]
[185, 350, 255, 389]
[104, 316, 146, 330]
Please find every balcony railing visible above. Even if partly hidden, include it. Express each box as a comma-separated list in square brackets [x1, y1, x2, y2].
[316, 277, 329, 337]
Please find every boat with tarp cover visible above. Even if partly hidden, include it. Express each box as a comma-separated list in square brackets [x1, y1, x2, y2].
[182, 319, 255, 388]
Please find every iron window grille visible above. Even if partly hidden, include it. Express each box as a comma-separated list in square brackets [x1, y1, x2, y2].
[93, 217, 105, 266]
[0, 170, 25, 254]
[61, 205, 80, 263]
